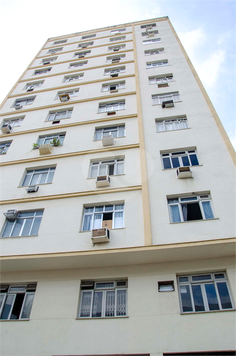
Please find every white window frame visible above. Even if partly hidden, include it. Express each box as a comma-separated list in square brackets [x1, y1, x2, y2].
[141, 23, 156, 29]
[146, 60, 168, 68]
[25, 81, 44, 90]
[34, 68, 51, 75]
[178, 272, 234, 313]
[102, 81, 125, 92]
[109, 36, 126, 42]
[106, 54, 126, 63]
[94, 125, 125, 140]
[156, 117, 188, 132]
[56, 89, 79, 99]
[0, 284, 36, 320]
[13, 97, 35, 108]
[1, 210, 43, 237]
[161, 149, 199, 169]
[79, 280, 127, 318]
[90, 158, 124, 178]
[74, 50, 91, 58]
[82, 34, 96, 39]
[108, 44, 126, 51]
[47, 47, 63, 54]
[42, 57, 57, 64]
[78, 41, 94, 48]
[53, 39, 67, 45]
[82, 204, 125, 231]
[98, 101, 125, 113]
[69, 61, 87, 69]
[143, 38, 161, 45]
[0, 141, 11, 155]
[142, 30, 159, 36]
[168, 194, 214, 223]
[47, 110, 72, 121]
[22, 167, 56, 186]
[104, 66, 125, 76]
[111, 28, 126, 34]
[149, 75, 173, 84]
[2, 117, 24, 127]
[63, 74, 83, 82]
[152, 92, 180, 105]
[37, 133, 65, 145]
[145, 48, 165, 55]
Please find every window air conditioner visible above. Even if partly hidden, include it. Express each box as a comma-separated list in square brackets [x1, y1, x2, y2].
[96, 175, 111, 188]
[27, 87, 34, 92]
[176, 166, 193, 179]
[81, 281, 94, 289]
[158, 83, 169, 88]
[113, 48, 120, 52]
[147, 33, 154, 37]
[162, 100, 174, 108]
[39, 144, 53, 155]
[110, 73, 118, 78]
[112, 58, 120, 63]
[26, 185, 39, 193]
[102, 134, 115, 146]
[59, 94, 70, 102]
[1, 124, 12, 134]
[78, 55, 85, 58]
[4, 210, 18, 221]
[15, 104, 23, 110]
[43, 61, 50, 65]
[107, 111, 116, 116]
[92, 228, 110, 244]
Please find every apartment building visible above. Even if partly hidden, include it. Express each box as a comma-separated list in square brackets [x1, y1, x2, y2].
[0, 17, 235, 356]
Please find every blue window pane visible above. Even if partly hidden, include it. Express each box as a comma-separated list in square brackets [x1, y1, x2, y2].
[202, 201, 214, 219]
[30, 217, 42, 235]
[2, 220, 14, 237]
[21, 218, 33, 236]
[180, 285, 193, 312]
[217, 282, 232, 309]
[182, 155, 190, 166]
[170, 205, 181, 222]
[11, 219, 24, 236]
[163, 157, 171, 169]
[190, 154, 199, 166]
[171, 157, 180, 168]
[192, 285, 205, 311]
[205, 283, 220, 310]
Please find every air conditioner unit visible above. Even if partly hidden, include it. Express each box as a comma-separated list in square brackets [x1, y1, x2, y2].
[110, 73, 118, 77]
[15, 104, 23, 110]
[96, 175, 110, 188]
[110, 85, 117, 91]
[113, 48, 120, 52]
[158, 83, 169, 88]
[102, 134, 115, 146]
[39, 144, 53, 155]
[80, 45, 87, 48]
[59, 94, 70, 102]
[110, 89, 118, 93]
[4, 210, 18, 221]
[147, 33, 154, 37]
[1, 124, 12, 134]
[52, 120, 60, 124]
[92, 228, 110, 244]
[107, 111, 116, 116]
[177, 166, 193, 179]
[26, 186, 39, 193]
[26, 87, 34, 92]
[112, 59, 120, 63]
[43, 61, 50, 65]
[78, 55, 85, 58]
[81, 281, 94, 289]
[162, 100, 174, 108]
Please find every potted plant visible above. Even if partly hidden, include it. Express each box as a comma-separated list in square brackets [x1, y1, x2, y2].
[50, 137, 61, 146]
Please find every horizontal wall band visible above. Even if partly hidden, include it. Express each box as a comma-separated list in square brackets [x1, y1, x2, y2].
[0, 114, 138, 138]
[0, 185, 142, 205]
[0, 91, 136, 117]
[0, 143, 140, 167]
[44, 31, 133, 51]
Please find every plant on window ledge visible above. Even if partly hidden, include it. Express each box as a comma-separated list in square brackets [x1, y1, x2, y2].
[33, 143, 39, 149]
[50, 137, 61, 146]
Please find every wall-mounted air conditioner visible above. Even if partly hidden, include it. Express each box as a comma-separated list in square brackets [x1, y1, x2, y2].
[107, 111, 116, 116]
[158, 83, 169, 88]
[59, 94, 70, 102]
[26, 87, 34, 92]
[176, 166, 193, 179]
[113, 48, 120, 52]
[147, 33, 154, 37]
[96, 175, 110, 187]
[1, 124, 12, 134]
[4, 210, 18, 221]
[102, 135, 114, 146]
[43, 61, 50, 65]
[110, 73, 118, 77]
[112, 58, 120, 63]
[162, 100, 174, 108]
[15, 104, 23, 110]
[92, 228, 110, 243]
[39, 144, 53, 155]
[26, 186, 39, 193]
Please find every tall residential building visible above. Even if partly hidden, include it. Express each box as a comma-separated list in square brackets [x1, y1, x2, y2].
[0, 17, 235, 356]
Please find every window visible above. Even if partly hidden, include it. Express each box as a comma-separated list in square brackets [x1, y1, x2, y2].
[74, 50, 91, 58]
[47, 109, 72, 121]
[2, 117, 24, 127]
[78, 42, 93, 48]
[146, 60, 168, 68]
[162, 149, 199, 169]
[79, 280, 127, 318]
[22, 167, 56, 186]
[13, 97, 35, 108]
[149, 75, 173, 84]
[111, 28, 126, 34]
[0, 141, 11, 155]
[2, 210, 43, 237]
[42, 57, 57, 64]
[56, 89, 79, 99]
[106, 54, 126, 63]
[104, 66, 125, 75]
[145, 48, 165, 55]
[82, 204, 124, 231]
[90, 158, 124, 178]
[141, 23, 156, 29]
[53, 39, 67, 44]
[98, 101, 125, 113]
[25, 81, 44, 90]
[102, 81, 125, 92]
[158, 281, 174, 292]
[69, 61, 87, 69]
[47, 47, 62, 54]
[152, 92, 180, 105]
[82, 34, 96, 39]
[37, 133, 65, 145]
[108, 44, 126, 51]
[156, 117, 188, 132]
[109, 36, 126, 42]
[94, 125, 125, 140]
[168, 194, 214, 223]
[178, 272, 233, 313]
[63, 74, 83, 82]
[143, 38, 161, 45]
[142, 30, 159, 36]
[0, 283, 36, 320]
[34, 68, 51, 75]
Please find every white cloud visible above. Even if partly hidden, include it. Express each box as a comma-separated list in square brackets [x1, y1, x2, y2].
[179, 28, 206, 58]
[197, 50, 226, 88]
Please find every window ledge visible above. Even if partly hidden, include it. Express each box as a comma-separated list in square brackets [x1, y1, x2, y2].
[80, 227, 125, 233]
[93, 136, 125, 142]
[97, 109, 125, 114]
[162, 164, 203, 171]
[18, 183, 53, 188]
[156, 128, 190, 134]
[87, 174, 125, 180]
[1, 235, 38, 239]
[181, 308, 236, 315]
[76, 316, 129, 320]
[0, 319, 30, 322]
[170, 217, 219, 224]
[152, 100, 182, 106]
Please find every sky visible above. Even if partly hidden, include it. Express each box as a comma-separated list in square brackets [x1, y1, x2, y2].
[0, 0, 235, 148]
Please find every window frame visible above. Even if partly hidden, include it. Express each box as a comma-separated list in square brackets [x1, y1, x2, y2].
[101, 81, 125, 92]
[47, 47, 63, 54]
[143, 38, 161, 45]
[47, 109, 72, 122]
[37, 133, 65, 145]
[145, 48, 165, 55]
[109, 36, 126, 42]
[68, 61, 87, 69]
[146, 60, 168, 68]
[108, 44, 126, 52]
[42, 57, 57, 64]
[82, 34, 96, 39]
[34, 68, 51, 76]
[141, 23, 156, 29]
[161, 149, 199, 170]
[63, 74, 83, 82]
[111, 28, 126, 34]
[74, 50, 91, 58]
[24, 81, 44, 90]
[152, 92, 180, 105]
[149, 75, 173, 85]
[94, 125, 125, 141]
[53, 39, 67, 45]
[156, 117, 188, 132]
[0, 141, 12, 155]
[2, 117, 24, 128]
[13, 97, 35, 108]
[56, 89, 79, 99]
[78, 41, 94, 48]
[98, 101, 125, 113]
[22, 167, 56, 187]
[104, 66, 125, 76]
[89, 158, 124, 178]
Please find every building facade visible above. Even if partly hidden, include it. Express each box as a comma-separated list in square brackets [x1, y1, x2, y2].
[0, 17, 235, 356]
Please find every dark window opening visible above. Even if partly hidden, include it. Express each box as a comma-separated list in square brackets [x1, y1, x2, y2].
[182, 203, 202, 221]
[10, 294, 24, 319]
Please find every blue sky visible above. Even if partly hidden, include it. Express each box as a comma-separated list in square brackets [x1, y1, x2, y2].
[0, 0, 235, 148]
